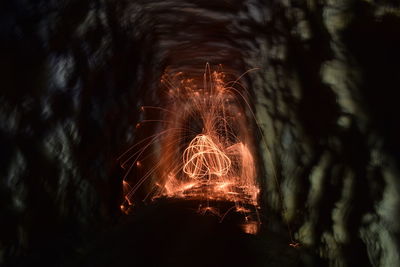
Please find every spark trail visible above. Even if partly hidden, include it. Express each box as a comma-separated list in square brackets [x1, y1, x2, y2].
[119, 64, 260, 233]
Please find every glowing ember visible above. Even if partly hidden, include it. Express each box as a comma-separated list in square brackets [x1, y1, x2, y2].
[118, 64, 260, 232]
[242, 221, 260, 235]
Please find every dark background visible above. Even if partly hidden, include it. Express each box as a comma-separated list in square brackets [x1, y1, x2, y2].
[1, 0, 400, 266]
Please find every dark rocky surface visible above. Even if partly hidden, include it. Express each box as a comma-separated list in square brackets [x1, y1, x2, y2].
[1, 0, 400, 266]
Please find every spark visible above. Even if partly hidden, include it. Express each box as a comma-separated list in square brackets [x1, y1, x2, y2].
[289, 242, 302, 248]
[242, 221, 259, 235]
[118, 63, 261, 233]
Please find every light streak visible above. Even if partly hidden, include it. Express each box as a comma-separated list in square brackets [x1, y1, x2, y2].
[182, 134, 231, 179]
[118, 64, 261, 233]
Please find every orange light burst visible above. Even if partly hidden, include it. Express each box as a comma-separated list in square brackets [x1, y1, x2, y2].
[118, 64, 261, 233]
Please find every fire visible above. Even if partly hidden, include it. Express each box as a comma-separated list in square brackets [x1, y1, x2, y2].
[119, 64, 260, 233]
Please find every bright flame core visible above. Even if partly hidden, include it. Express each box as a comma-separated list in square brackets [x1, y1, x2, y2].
[119, 65, 260, 231]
